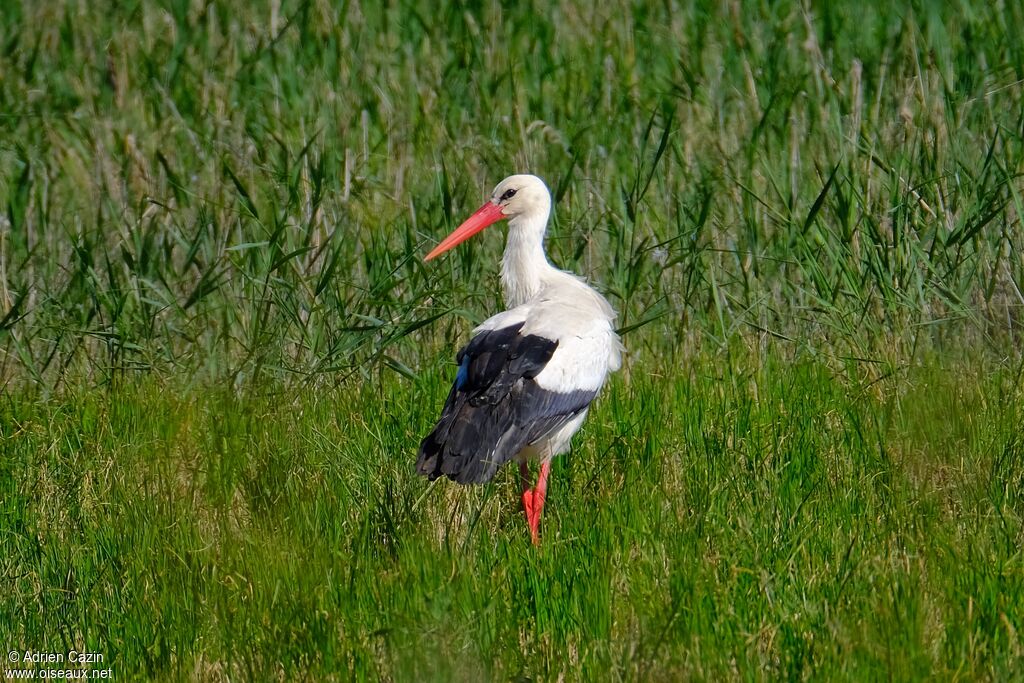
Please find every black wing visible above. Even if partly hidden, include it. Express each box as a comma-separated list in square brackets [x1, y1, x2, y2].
[416, 322, 597, 484]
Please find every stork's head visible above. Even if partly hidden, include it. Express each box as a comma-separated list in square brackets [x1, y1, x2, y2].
[424, 174, 551, 261]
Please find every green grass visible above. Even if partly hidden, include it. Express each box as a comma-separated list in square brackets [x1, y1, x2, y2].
[1, 0, 1023, 680]
[3, 354, 1022, 680]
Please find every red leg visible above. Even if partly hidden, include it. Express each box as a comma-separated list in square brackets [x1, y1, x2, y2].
[534, 460, 550, 512]
[520, 462, 536, 540]
[522, 461, 551, 545]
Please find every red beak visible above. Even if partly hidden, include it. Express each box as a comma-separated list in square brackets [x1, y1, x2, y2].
[424, 202, 506, 261]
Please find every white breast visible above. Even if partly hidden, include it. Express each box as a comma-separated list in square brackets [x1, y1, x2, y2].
[475, 273, 622, 395]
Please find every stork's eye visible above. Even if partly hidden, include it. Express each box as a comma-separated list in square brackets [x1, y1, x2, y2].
[499, 188, 517, 202]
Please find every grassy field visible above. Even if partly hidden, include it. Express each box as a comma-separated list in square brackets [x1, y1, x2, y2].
[2, 0, 1023, 680]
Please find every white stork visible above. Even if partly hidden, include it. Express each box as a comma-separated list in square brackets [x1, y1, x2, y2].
[417, 174, 622, 544]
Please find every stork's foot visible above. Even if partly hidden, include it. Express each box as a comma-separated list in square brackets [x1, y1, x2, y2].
[522, 487, 546, 545]
[519, 461, 551, 545]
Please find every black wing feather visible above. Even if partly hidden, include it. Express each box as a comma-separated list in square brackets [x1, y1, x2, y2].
[417, 323, 597, 484]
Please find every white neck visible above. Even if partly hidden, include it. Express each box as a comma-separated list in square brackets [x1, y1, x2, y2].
[500, 213, 556, 307]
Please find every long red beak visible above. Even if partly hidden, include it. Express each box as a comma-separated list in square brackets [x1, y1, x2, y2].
[424, 202, 506, 261]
